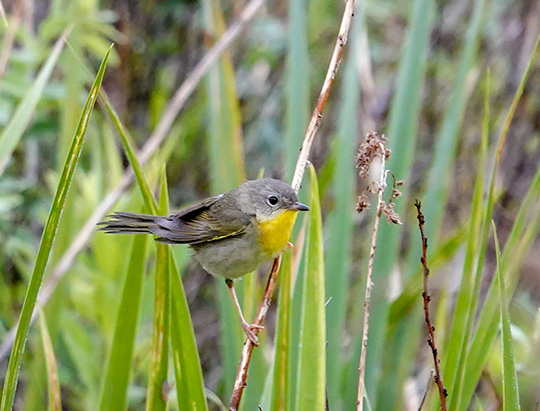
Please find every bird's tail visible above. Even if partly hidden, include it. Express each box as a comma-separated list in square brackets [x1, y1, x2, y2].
[97, 212, 159, 235]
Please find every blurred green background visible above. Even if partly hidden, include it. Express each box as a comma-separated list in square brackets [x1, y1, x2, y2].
[1, 0, 540, 410]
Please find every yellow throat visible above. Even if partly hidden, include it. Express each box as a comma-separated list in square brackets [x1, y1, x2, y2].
[257, 209, 298, 255]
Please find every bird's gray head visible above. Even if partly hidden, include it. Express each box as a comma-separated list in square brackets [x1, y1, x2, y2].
[237, 178, 309, 219]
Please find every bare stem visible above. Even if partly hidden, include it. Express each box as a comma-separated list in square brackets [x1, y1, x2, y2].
[228, 257, 281, 410]
[415, 200, 448, 411]
[356, 143, 387, 411]
[291, 0, 357, 192]
[0, 0, 266, 363]
[229, 0, 357, 409]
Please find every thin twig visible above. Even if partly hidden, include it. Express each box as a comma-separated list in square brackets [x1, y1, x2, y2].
[415, 200, 448, 411]
[229, 1, 357, 409]
[228, 257, 281, 410]
[291, 0, 356, 192]
[0, 0, 266, 363]
[356, 143, 387, 411]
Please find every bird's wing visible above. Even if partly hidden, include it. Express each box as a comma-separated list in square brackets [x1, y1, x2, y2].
[150, 194, 250, 244]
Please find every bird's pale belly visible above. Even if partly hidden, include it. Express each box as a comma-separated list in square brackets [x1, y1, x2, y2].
[191, 210, 297, 279]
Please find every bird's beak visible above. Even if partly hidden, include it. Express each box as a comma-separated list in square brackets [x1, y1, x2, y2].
[291, 201, 309, 211]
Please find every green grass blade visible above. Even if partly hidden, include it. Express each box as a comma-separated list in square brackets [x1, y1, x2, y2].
[0, 45, 112, 411]
[492, 223, 521, 411]
[102, 76, 207, 410]
[415, 0, 487, 243]
[295, 165, 326, 411]
[201, 0, 247, 395]
[458, 164, 540, 409]
[146, 169, 171, 411]
[101, 94, 158, 214]
[443, 72, 490, 394]
[284, 0, 309, 179]
[451, 33, 540, 409]
[170, 253, 209, 411]
[99, 232, 149, 411]
[0, 32, 68, 177]
[378, 1, 487, 406]
[270, 252, 293, 411]
[324, 8, 361, 408]
[38, 310, 62, 411]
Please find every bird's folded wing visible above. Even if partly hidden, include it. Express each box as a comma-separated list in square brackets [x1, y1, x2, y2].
[152, 195, 249, 244]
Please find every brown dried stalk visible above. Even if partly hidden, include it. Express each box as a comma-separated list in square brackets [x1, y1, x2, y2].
[229, 1, 357, 409]
[0, 0, 266, 362]
[415, 200, 448, 411]
[356, 140, 388, 411]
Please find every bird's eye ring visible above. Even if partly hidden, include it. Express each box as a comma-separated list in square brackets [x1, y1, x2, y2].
[267, 195, 279, 206]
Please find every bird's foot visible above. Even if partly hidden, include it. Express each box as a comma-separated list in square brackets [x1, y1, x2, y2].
[242, 321, 264, 346]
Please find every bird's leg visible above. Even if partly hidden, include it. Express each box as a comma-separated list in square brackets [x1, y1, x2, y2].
[225, 279, 264, 346]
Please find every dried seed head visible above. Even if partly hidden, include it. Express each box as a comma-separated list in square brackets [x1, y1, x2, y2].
[382, 201, 402, 225]
[355, 131, 389, 179]
[356, 192, 370, 213]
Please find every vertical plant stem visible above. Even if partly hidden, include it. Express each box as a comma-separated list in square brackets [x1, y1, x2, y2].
[291, 0, 357, 192]
[229, 257, 282, 411]
[356, 143, 387, 411]
[228, 1, 357, 409]
[415, 201, 448, 410]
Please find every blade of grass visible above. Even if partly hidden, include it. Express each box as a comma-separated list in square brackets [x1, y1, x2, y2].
[270, 252, 293, 411]
[377, 0, 487, 406]
[324, 8, 361, 408]
[170, 252, 209, 411]
[146, 169, 170, 411]
[295, 165, 326, 411]
[99, 232, 149, 411]
[201, 0, 248, 395]
[458, 163, 540, 409]
[102, 77, 207, 410]
[0, 44, 112, 411]
[492, 223, 521, 411]
[443, 71, 490, 391]
[38, 309, 62, 411]
[450, 32, 540, 409]
[0, 29, 69, 177]
[284, 0, 309, 179]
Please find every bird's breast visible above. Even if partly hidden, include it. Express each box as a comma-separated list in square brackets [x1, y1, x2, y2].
[256, 210, 298, 256]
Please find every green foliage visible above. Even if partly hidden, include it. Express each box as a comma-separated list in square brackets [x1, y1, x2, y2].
[0, 45, 112, 411]
[2, 1, 540, 410]
[296, 165, 326, 411]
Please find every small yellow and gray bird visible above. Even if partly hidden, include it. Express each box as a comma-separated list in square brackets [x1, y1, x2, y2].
[98, 178, 309, 345]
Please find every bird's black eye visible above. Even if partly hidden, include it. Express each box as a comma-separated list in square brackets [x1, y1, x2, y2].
[267, 195, 279, 206]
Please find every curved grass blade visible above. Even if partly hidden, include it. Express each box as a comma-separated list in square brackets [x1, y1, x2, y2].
[443, 71, 490, 396]
[377, 0, 488, 407]
[451, 32, 540, 409]
[492, 223, 521, 411]
[38, 309, 62, 411]
[170, 253, 209, 411]
[295, 165, 326, 411]
[146, 169, 171, 411]
[0, 45, 112, 411]
[324, 9, 361, 408]
[102, 86, 207, 410]
[270, 252, 293, 411]
[0, 30, 69, 177]
[284, 0, 309, 179]
[201, 0, 248, 394]
[99, 232, 149, 411]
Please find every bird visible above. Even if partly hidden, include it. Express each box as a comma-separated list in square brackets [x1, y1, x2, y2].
[98, 178, 309, 345]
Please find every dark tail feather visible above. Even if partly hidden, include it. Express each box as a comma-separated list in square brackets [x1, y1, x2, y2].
[97, 212, 159, 235]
